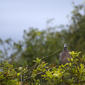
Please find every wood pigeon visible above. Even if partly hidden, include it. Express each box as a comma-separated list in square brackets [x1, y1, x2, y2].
[59, 44, 71, 64]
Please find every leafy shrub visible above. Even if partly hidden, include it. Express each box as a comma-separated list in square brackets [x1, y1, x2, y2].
[0, 51, 85, 85]
[30, 51, 85, 85]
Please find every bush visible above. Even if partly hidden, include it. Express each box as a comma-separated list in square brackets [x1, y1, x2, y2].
[30, 51, 85, 85]
[0, 51, 85, 85]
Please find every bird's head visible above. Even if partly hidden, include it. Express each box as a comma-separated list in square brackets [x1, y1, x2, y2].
[64, 43, 68, 51]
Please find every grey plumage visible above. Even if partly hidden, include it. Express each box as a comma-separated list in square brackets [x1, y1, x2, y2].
[59, 44, 71, 64]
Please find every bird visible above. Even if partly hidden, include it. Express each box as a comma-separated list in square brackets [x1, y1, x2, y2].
[59, 44, 71, 64]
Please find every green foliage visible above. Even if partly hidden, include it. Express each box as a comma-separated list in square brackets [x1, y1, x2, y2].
[19, 28, 63, 65]
[0, 61, 19, 85]
[33, 58, 41, 64]
[0, 2, 85, 85]
[64, 4, 85, 53]
[6, 80, 19, 85]
[30, 51, 85, 85]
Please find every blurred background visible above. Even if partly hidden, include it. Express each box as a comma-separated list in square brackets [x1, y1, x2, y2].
[1, 0, 85, 85]
[0, 0, 85, 65]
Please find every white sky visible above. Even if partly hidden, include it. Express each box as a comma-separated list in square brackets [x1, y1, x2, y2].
[0, 0, 83, 41]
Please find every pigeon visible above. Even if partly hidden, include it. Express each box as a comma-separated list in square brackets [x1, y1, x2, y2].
[59, 44, 71, 64]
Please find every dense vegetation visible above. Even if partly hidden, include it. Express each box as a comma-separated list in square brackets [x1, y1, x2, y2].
[0, 3, 85, 85]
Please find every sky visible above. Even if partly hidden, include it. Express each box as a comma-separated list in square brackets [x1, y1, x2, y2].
[0, 0, 83, 41]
